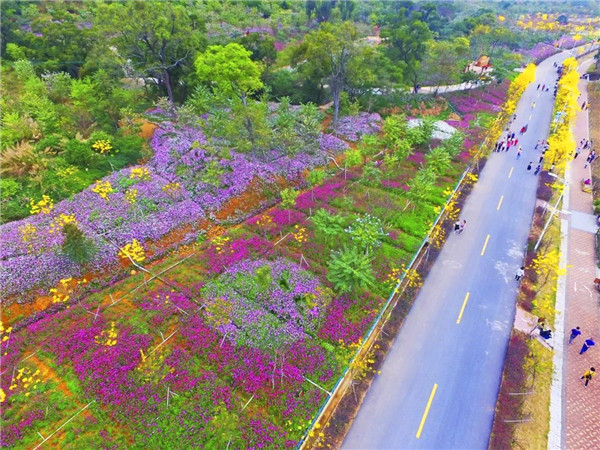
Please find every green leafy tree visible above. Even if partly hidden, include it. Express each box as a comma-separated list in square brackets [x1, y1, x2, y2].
[344, 148, 363, 167]
[297, 103, 323, 151]
[426, 146, 452, 175]
[238, 33, 277, 66]
[419, 117, 436, 144]
[382, 18, 432, 91]
[97, 1, 206, 103]
[196, 43, 269, 158]
[280, 188, 298, 223]
[327, 245, 375, 294]
[440, 131, 464, 157]
[196, 43, 264, 106]
[306, 168, 326, 202]
[345, 214, 385, 254]
[62, 223, 95, 265]
[404, 167, 437, 211]
[2, 2, 94, 76]
[361, 162, 383, 187]
[274, 97, 302, 156]
[382, 115, 408, 147]
[298, 22, 375, 127]
[418, 37, 470, 87]
[358, 134, 382, 157]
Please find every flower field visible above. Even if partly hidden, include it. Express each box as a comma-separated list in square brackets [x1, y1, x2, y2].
[1, 78, 510, 447]
[0, 116, 347, 302]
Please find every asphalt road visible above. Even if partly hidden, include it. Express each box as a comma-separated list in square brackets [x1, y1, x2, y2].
[343, 50, 575, 450]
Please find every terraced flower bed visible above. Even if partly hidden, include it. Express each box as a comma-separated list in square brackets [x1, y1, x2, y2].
[1, 81, 509, 447]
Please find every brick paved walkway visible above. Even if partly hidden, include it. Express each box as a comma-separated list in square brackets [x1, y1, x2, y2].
[563, 62, 600, 449]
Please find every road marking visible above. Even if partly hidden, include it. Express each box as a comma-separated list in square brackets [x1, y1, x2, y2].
[508, 167, 514, 178]
[416, 383, 438, 439]
[497, 195, 504, 211]
[529, 113, 532, 121]
[481, 234, 491, 256]
[456, 292, 470, 324]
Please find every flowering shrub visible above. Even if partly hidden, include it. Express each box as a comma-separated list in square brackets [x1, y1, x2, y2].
[202, 258, 331, 350]
[91, 180, 114, 201]
[118, 239, 146, 263]
[29, 195, 54, 215]
[129, 167, 151, 181]
[92, 139, 113, 154]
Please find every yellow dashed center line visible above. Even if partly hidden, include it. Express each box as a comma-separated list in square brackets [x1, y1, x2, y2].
[481, 234, 491, 256]
[456, 292, 470, 325]
[496, 195, 504, 211]
[508, 167, 514, 178]
[416, 383, 438, 439]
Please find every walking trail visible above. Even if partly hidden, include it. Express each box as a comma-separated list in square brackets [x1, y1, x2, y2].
[550, 56, 600, 449]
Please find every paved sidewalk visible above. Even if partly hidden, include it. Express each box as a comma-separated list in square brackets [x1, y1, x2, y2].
[561, 61, 600, 449]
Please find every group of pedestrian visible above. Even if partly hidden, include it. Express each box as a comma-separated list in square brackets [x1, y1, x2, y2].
[536, 83, 550, 92]
[568, 326, 597, 387]
[584, 149, 596, 169]
[453, 219, 467, 234]
[526, 161, 542, 175]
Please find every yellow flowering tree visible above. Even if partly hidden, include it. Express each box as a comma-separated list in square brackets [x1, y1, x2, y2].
[544, 57, 579, 173]
[530, 248, 561, 291]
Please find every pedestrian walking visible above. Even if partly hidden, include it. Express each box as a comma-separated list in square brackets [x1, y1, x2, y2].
[537, 83, 540, 90]
[569, 326, 581, 344]
[581, 367, 595, 387]
[584, 150, 596, 168]
[458, 219, 466, 234]
[535, 140, 540, 150]
[582, 101, 586, 110]
[523, 124, 528, 133]
[527, 162, 533, 172]
[574, 147, 581, 159]
[542, 84, 545, 91]
[580, 338, 596, 354]
[516, 148, 522, 159]
[454, 220, 461, 233]
[514, 138, 519, 147]
[511, 132, 515, 140]
[515, 266, 525, 281]
[538, 155, 544, 164]
[534, 164, 541, 175]
[531, 101, 536, 109]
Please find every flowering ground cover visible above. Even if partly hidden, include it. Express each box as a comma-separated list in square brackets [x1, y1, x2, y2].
[0, 144, 464, 449]
[0, 118, 348, 303]
[1, 76, 511, 447]
[526, 42, 560, 61]
[333, 113, 382, 142]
